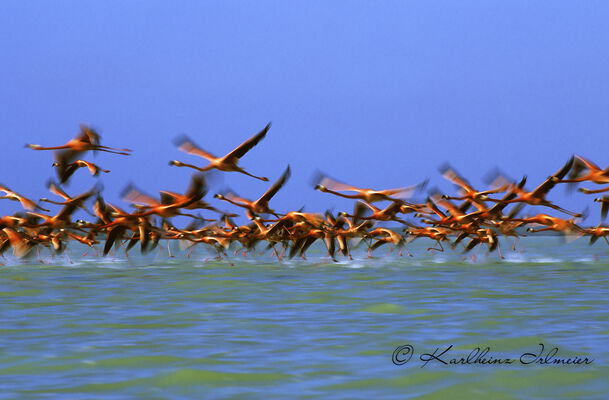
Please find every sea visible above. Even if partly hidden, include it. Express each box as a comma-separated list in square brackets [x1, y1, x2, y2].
[1, 236, 608, 399]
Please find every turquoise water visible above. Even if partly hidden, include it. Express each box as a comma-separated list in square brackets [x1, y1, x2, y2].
[1, 237, 608, 399]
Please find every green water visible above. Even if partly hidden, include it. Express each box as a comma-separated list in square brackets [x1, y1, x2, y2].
[1, 237, 608, 399]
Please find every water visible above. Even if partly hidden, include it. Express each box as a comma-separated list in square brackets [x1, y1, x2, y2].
[1, 237, 608, 399]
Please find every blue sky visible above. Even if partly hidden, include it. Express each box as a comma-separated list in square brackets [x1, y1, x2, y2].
[1, 1, 608, 221]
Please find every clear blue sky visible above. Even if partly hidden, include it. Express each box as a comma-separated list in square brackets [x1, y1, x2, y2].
[1, 1, 608, 221]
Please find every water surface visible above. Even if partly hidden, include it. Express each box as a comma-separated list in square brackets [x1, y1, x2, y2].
[1, 237, 608, 399]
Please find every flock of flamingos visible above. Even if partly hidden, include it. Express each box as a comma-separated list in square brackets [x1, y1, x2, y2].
[1, 123, 608, 263]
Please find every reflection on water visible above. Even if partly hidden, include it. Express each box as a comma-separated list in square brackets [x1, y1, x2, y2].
[1, 237, 608, 399]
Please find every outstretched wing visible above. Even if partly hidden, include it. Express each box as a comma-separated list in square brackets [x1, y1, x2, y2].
[47, 180, 71, 201]
[258, 165, 291, 204]
[224, 123, 270, 162]
[120, 184, 160, 207]
[531, 156, 574, 199]
[78, 124, 101, 145]
[440, 163, 475, 193]
[174, 135, 217, 161]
